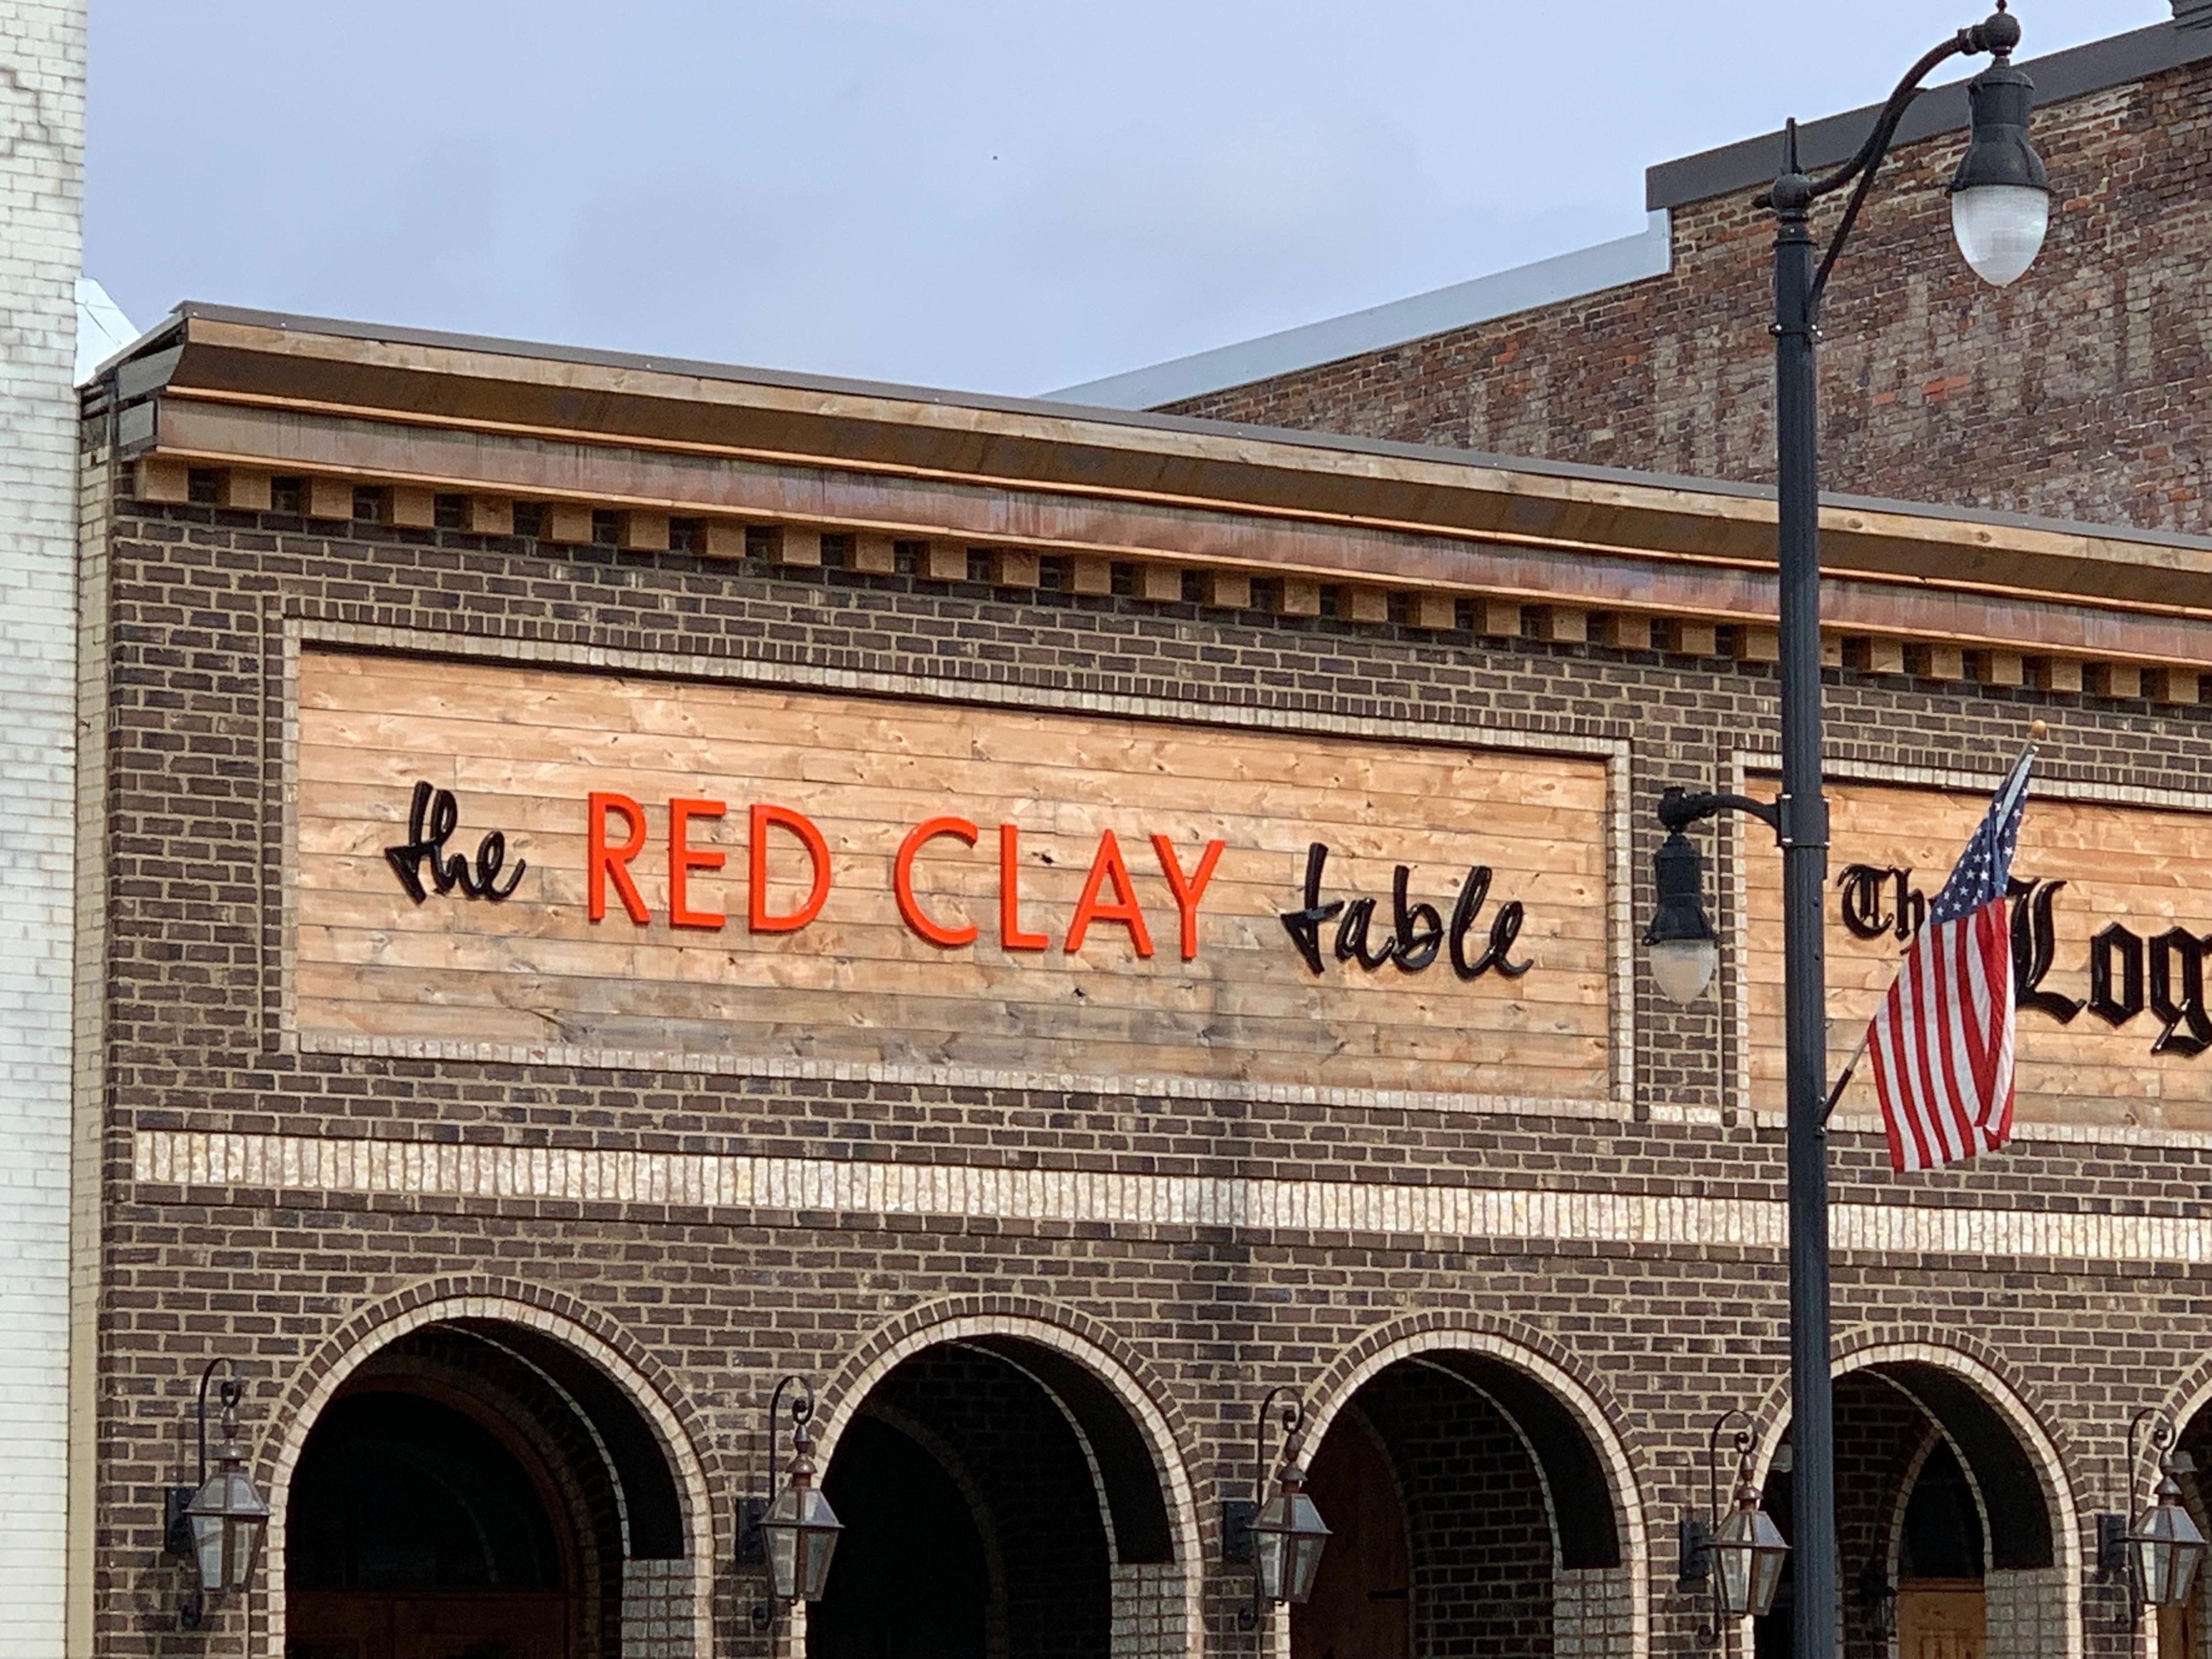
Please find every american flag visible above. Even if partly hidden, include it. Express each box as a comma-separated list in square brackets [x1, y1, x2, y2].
[1868, 749, 2035, 1174]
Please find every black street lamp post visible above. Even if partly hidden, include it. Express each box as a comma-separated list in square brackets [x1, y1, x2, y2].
[1641, 9, 2050, 1656]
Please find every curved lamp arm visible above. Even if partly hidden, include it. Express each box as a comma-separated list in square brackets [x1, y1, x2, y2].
[1757, 6, 2023, 316]
[1658, 785, 1780, 838]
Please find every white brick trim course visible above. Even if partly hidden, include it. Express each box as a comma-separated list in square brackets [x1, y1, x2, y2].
[132, 1128, 2212, 1266]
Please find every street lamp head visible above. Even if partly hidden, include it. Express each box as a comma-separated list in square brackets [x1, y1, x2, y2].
[1253, 1455, 1331, 1606]
[1949, 13, 2050, 287]
[1645, 820, 1719, 1004]
[761, 1427, 842, 1605]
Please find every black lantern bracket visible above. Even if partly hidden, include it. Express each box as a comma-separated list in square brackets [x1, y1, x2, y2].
[1232, 1387, 1305, 1634]
[1677, 1410, 1788, 1644]
[744, 1375, 832, 1633]
[2097, 1407, 2205, 1616]
[1658, 786, 1784, 843]
[2099, 1410, 2168, 1584]
[1855, 1555, 1899, 1642]
[1677, 1411, 1756, 1592]
[164, 1357, 253, 1633]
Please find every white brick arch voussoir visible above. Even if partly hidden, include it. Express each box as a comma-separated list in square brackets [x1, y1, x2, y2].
[259, 1293, 718, 1659]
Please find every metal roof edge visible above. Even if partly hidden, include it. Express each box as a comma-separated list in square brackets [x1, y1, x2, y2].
[1645, 20, 2210, 211]
[1043, 212, 1672, 411]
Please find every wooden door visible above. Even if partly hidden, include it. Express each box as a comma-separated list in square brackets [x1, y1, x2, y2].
[1293, 1414, 1410, 1659]
[2158, 1596, 2196, 1658]
[1895, 1580, 1985, 1659]
[288, 1589, 570, 1659]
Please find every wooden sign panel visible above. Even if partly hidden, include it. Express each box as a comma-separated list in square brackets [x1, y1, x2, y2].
[1744, 777, 2212, 1131]
[293, 650, 1617, 1100]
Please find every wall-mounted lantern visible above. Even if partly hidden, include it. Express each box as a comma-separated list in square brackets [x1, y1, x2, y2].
[1854, 1556, 1897, 1641]
[2098, 1411, 2206, 1615]
[1678, 1411, 1788, 1639]
[739, 1376, 843, 1629]
[163, 1358, 270, 1631]
[1222, 1388, 1330, 1635]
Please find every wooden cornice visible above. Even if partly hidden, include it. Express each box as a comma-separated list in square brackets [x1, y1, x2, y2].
[93, 304, 2212, 700]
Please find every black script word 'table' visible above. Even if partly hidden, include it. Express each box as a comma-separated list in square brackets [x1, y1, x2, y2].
[1278, 842, 1531, 981]
[386, 781, 525, 904]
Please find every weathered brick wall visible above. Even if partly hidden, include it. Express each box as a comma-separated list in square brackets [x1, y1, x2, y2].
[1985, 1567, 2072, 1659]
[82, 471, 2212, 1658]
[1166, 60, 2212, 538]
[0, 6, 84, 1659]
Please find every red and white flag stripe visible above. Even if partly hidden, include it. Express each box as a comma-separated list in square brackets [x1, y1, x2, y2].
[1869, 895, 2016, 1174]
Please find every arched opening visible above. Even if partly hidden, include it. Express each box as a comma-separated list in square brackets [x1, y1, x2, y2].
[2158, 1396, 2212, 1658]
[282, 1318, 692, 1659]
[1293, 1353, 1628, 1658]
[809, 1336, 1178, 1659]
[1753, 1361, 2060, 1659]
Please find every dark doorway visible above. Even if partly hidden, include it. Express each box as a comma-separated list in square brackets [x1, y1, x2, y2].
[286, 1389, 577, 1659]
[1296, 1356, 1620, 1657]
[1758, 1365, 2044, 1659]
[808, 1414, 990, 1659]
[809, 1339, 1172, 1659]
[1293, 1408, 1410, 1659]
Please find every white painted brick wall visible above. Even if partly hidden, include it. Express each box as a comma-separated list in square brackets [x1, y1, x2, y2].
[0, 4, 84, 1657]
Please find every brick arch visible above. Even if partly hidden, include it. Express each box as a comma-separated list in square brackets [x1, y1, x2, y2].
[257, 1279, 719, 1659]
[1300, 1310, 1649, 1657]
[1746, 1328, 2086, 1491]
[2150, 1353, 2212, 1488]
[812, 1296, 1204, 1658]
[1744, 1334, 2084, 1659]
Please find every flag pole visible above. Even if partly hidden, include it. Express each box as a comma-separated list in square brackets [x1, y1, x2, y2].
[1818, 718, 2046, 1127]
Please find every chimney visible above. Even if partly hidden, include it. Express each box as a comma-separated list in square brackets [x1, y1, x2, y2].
[2178, 0, 2212, 31]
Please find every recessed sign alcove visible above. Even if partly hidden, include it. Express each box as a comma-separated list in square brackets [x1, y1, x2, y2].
[291, 648, 1617, 1101]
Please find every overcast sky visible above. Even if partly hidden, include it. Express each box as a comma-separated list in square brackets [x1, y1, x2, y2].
[86, 1, 2164, 396]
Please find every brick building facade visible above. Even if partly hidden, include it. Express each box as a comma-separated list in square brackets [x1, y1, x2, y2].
[1062, 10, 2212, 544]
[66, 301, 2212, 1659]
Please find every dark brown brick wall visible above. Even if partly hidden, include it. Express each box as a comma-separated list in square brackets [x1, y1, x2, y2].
[1166, 62, 2212, 538]
[86, 471, 2212, 1657]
